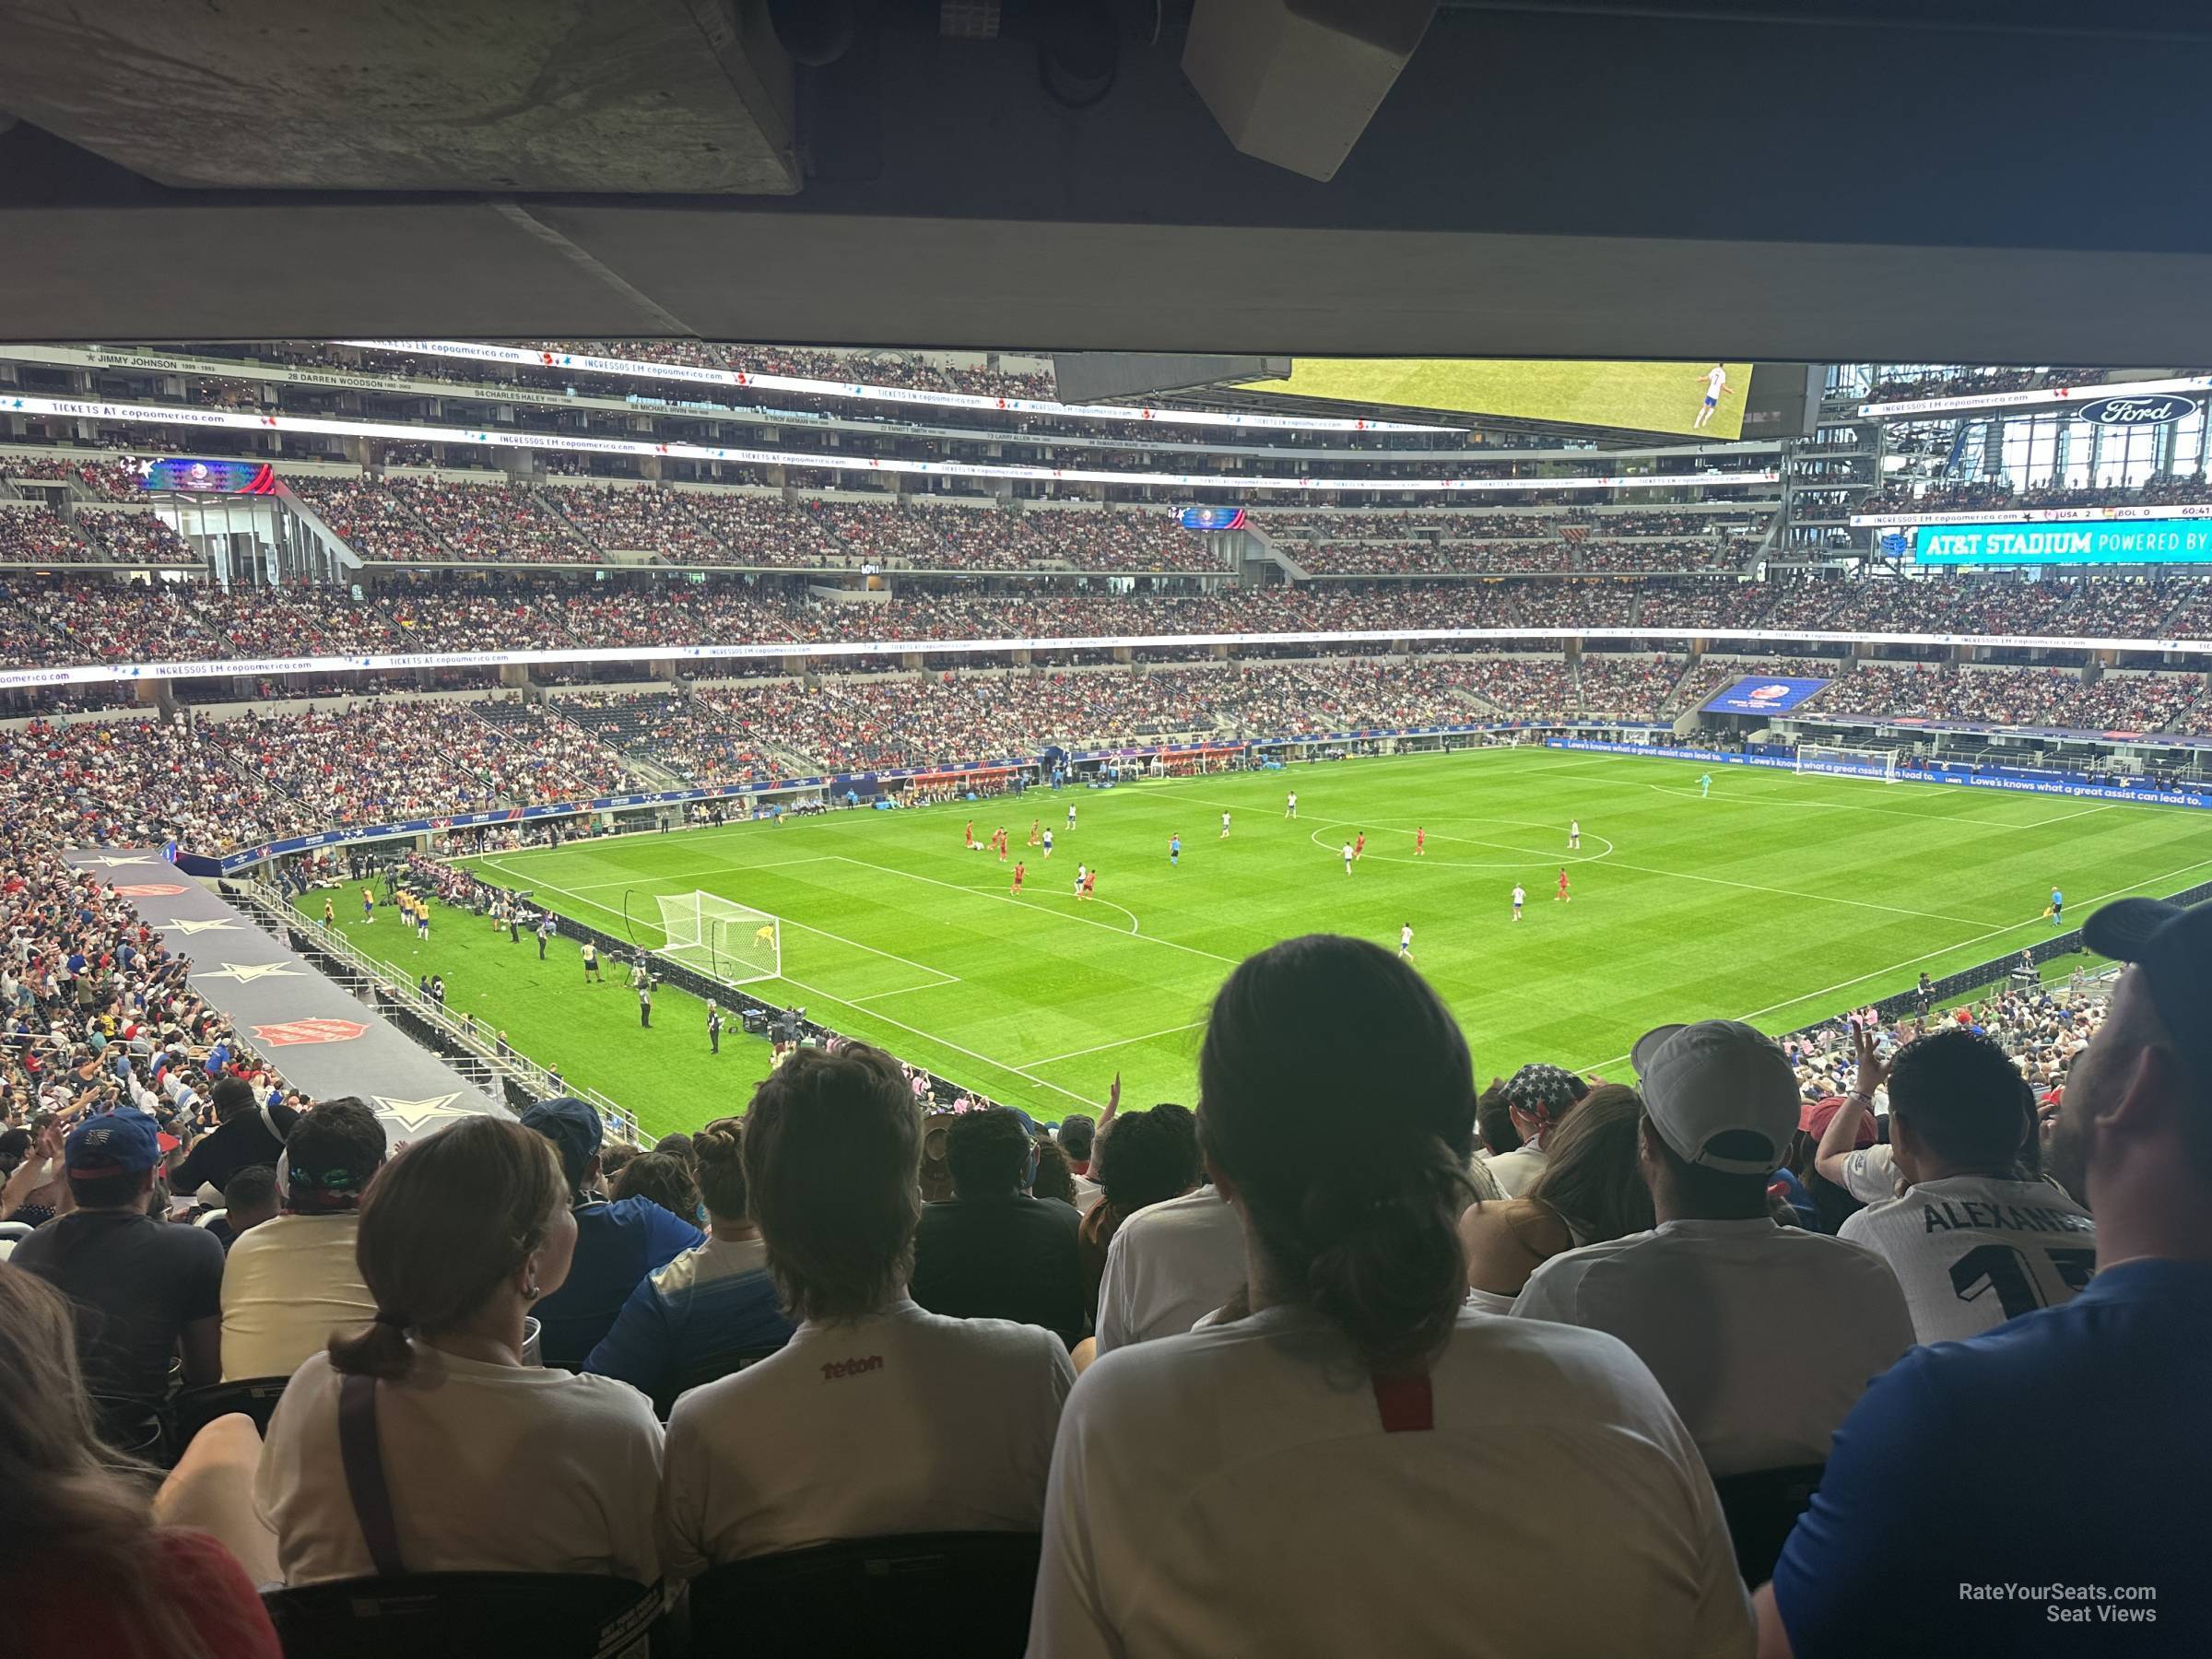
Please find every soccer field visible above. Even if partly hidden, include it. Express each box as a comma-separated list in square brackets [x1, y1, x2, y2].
[313, 747, 2212, 1140]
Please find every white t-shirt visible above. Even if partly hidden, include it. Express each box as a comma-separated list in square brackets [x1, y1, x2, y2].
[1839, 1174, 2095, 1344]
[220, 1212, 377, 1382]
[1836, 1143, 1900, 1205]
[1512, 886, 1525, 907]
[1070, 1173, 1104, 1214]
[1512, 1218, 1915, 1477]
[1030, 1304, 1750, 1659]
[1705, 365, 1728, 397]
[257, 1347, 664, 1586]
[659, 1298, 1070, 1577]
[1094, 1188, 1246, 1354]
[1485, 1144, 1547, 1199]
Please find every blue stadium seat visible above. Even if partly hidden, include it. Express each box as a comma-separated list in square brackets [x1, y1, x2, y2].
[1712, 1462, 1826, 1585]
[260, 1571, 662, 1659]
[687, 1531, 1041, 1657]
[175, 1374, 293, 1442]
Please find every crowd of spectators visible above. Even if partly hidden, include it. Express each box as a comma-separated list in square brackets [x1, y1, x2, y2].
[1827, 663, 2208, 734]
[0, 507, 100, 565]
[10, 569, 2212, 693]
[202, 698, 632, 826]
[0, 453, 148, 500]
[0, 715, 295, 853]
[1857, 471, 2212, 518]
[531, 339, 1056, 400]
[7, 875, 2203, 1655]
[75, 511, 196, 566]
[547, 485, 730, 564]
[1573, 653, 1685, 720]
[1862, 364, 2053, 402]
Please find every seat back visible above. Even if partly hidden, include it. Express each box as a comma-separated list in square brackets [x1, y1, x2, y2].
[176, 1374, 293, 1442]
[1712, 1462, 1825, 1585]
[688, 1531, 1041, 1658]
[261, 1571, 660, 1659]
[89, 1394, 169, 1463]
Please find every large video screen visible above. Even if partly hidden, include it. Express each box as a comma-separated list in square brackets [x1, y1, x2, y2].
[1701, 676, 1833, 715]
[1914, 519, 2212, 565]
[1234, 359, 1757, 441]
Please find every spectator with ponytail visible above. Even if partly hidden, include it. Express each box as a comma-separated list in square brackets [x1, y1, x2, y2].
[1029, 935, 1752, 1658]
[253, 1117, 663, 1587]
[1459, 1083, 1656, 1311]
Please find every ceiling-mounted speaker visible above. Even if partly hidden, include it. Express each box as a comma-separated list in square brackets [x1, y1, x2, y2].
[1182, 0, 1438, 182]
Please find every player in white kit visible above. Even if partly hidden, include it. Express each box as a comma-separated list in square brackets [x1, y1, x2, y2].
[1399, 923, 1413, 959]
[1569, 818, 1581, 850]
[1220, 810, 1231, 839]
[1341, 841, 1355, 875]
[1693, 362, 1730, 429]
[1512, 884, 1525, 921]
[1285, 791, 1298, 818]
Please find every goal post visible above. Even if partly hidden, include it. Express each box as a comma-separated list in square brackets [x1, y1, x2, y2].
[1795, 744, 1898, 782]
[654, 890, 782, 986]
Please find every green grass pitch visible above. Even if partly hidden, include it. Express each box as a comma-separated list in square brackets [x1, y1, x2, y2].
[1235, 359, 1757, 440]
[300, 747, 2212, 1143]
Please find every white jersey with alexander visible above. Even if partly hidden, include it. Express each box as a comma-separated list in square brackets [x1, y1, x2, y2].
[1838, 1174, 2095, 1344]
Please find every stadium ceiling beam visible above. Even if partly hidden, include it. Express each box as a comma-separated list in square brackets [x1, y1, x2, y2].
[3, 5, 2211, 359]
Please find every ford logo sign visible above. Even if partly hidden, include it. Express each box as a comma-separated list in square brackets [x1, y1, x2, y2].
[2074, 394, 2197, 428]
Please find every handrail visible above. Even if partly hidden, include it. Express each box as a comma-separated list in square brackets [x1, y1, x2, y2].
[237, 883, 650, 1147]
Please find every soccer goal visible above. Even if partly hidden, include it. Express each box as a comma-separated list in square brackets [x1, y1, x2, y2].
[654, 890, 782, 986]
[1795, 744, 1898, 782]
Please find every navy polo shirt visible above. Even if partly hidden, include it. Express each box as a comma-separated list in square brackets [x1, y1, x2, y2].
[1772, 1257, 2212, 1654]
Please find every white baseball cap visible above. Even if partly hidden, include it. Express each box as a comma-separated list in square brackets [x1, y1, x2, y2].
[1631, 1019, 1800, 1176]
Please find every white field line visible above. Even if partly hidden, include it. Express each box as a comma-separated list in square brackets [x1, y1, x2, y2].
[562, 856, 839, 891]
[1562, 851, 2212, 1074]
[1028, 1019, 1208, 1069]
[828, 854, 1241, 969]
[503, 866, 959, 987]
[778, 975, 1102, 1111]
[1630, 774, 2153, 832]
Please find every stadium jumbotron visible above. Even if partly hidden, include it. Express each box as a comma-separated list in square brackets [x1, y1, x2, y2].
[4, 8, 2208, 1654]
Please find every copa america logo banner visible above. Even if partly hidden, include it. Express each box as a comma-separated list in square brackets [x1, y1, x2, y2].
[1700, 676, 1833, 715]
[1179, 506, 1247, 531]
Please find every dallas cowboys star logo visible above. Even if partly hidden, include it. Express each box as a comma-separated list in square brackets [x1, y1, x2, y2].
[196, 961, 305, 984]
[372, 1093, 475, 1134]
[167, 918, 243, 936]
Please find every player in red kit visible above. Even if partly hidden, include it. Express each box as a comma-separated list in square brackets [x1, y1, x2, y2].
[1011, 861, 1026, 895]
[1081, 868, 1098, 900]
[1028, 818, 1041, 846]
[1354, 831, 1366, 861]
[1556, 866, 1571, 903]
[1415, 827, 1427, 856]
[965, 819, 975, 849]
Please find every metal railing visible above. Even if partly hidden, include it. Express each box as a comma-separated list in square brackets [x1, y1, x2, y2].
[232, 882, 650, 1147]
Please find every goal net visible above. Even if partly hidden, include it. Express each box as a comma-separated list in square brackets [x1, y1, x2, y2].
[1796, 744, 1898, 782]
[654, 890, 782, 986]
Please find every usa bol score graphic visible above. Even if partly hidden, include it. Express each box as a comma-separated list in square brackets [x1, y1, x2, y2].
[1700, 676, 1835, 717]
